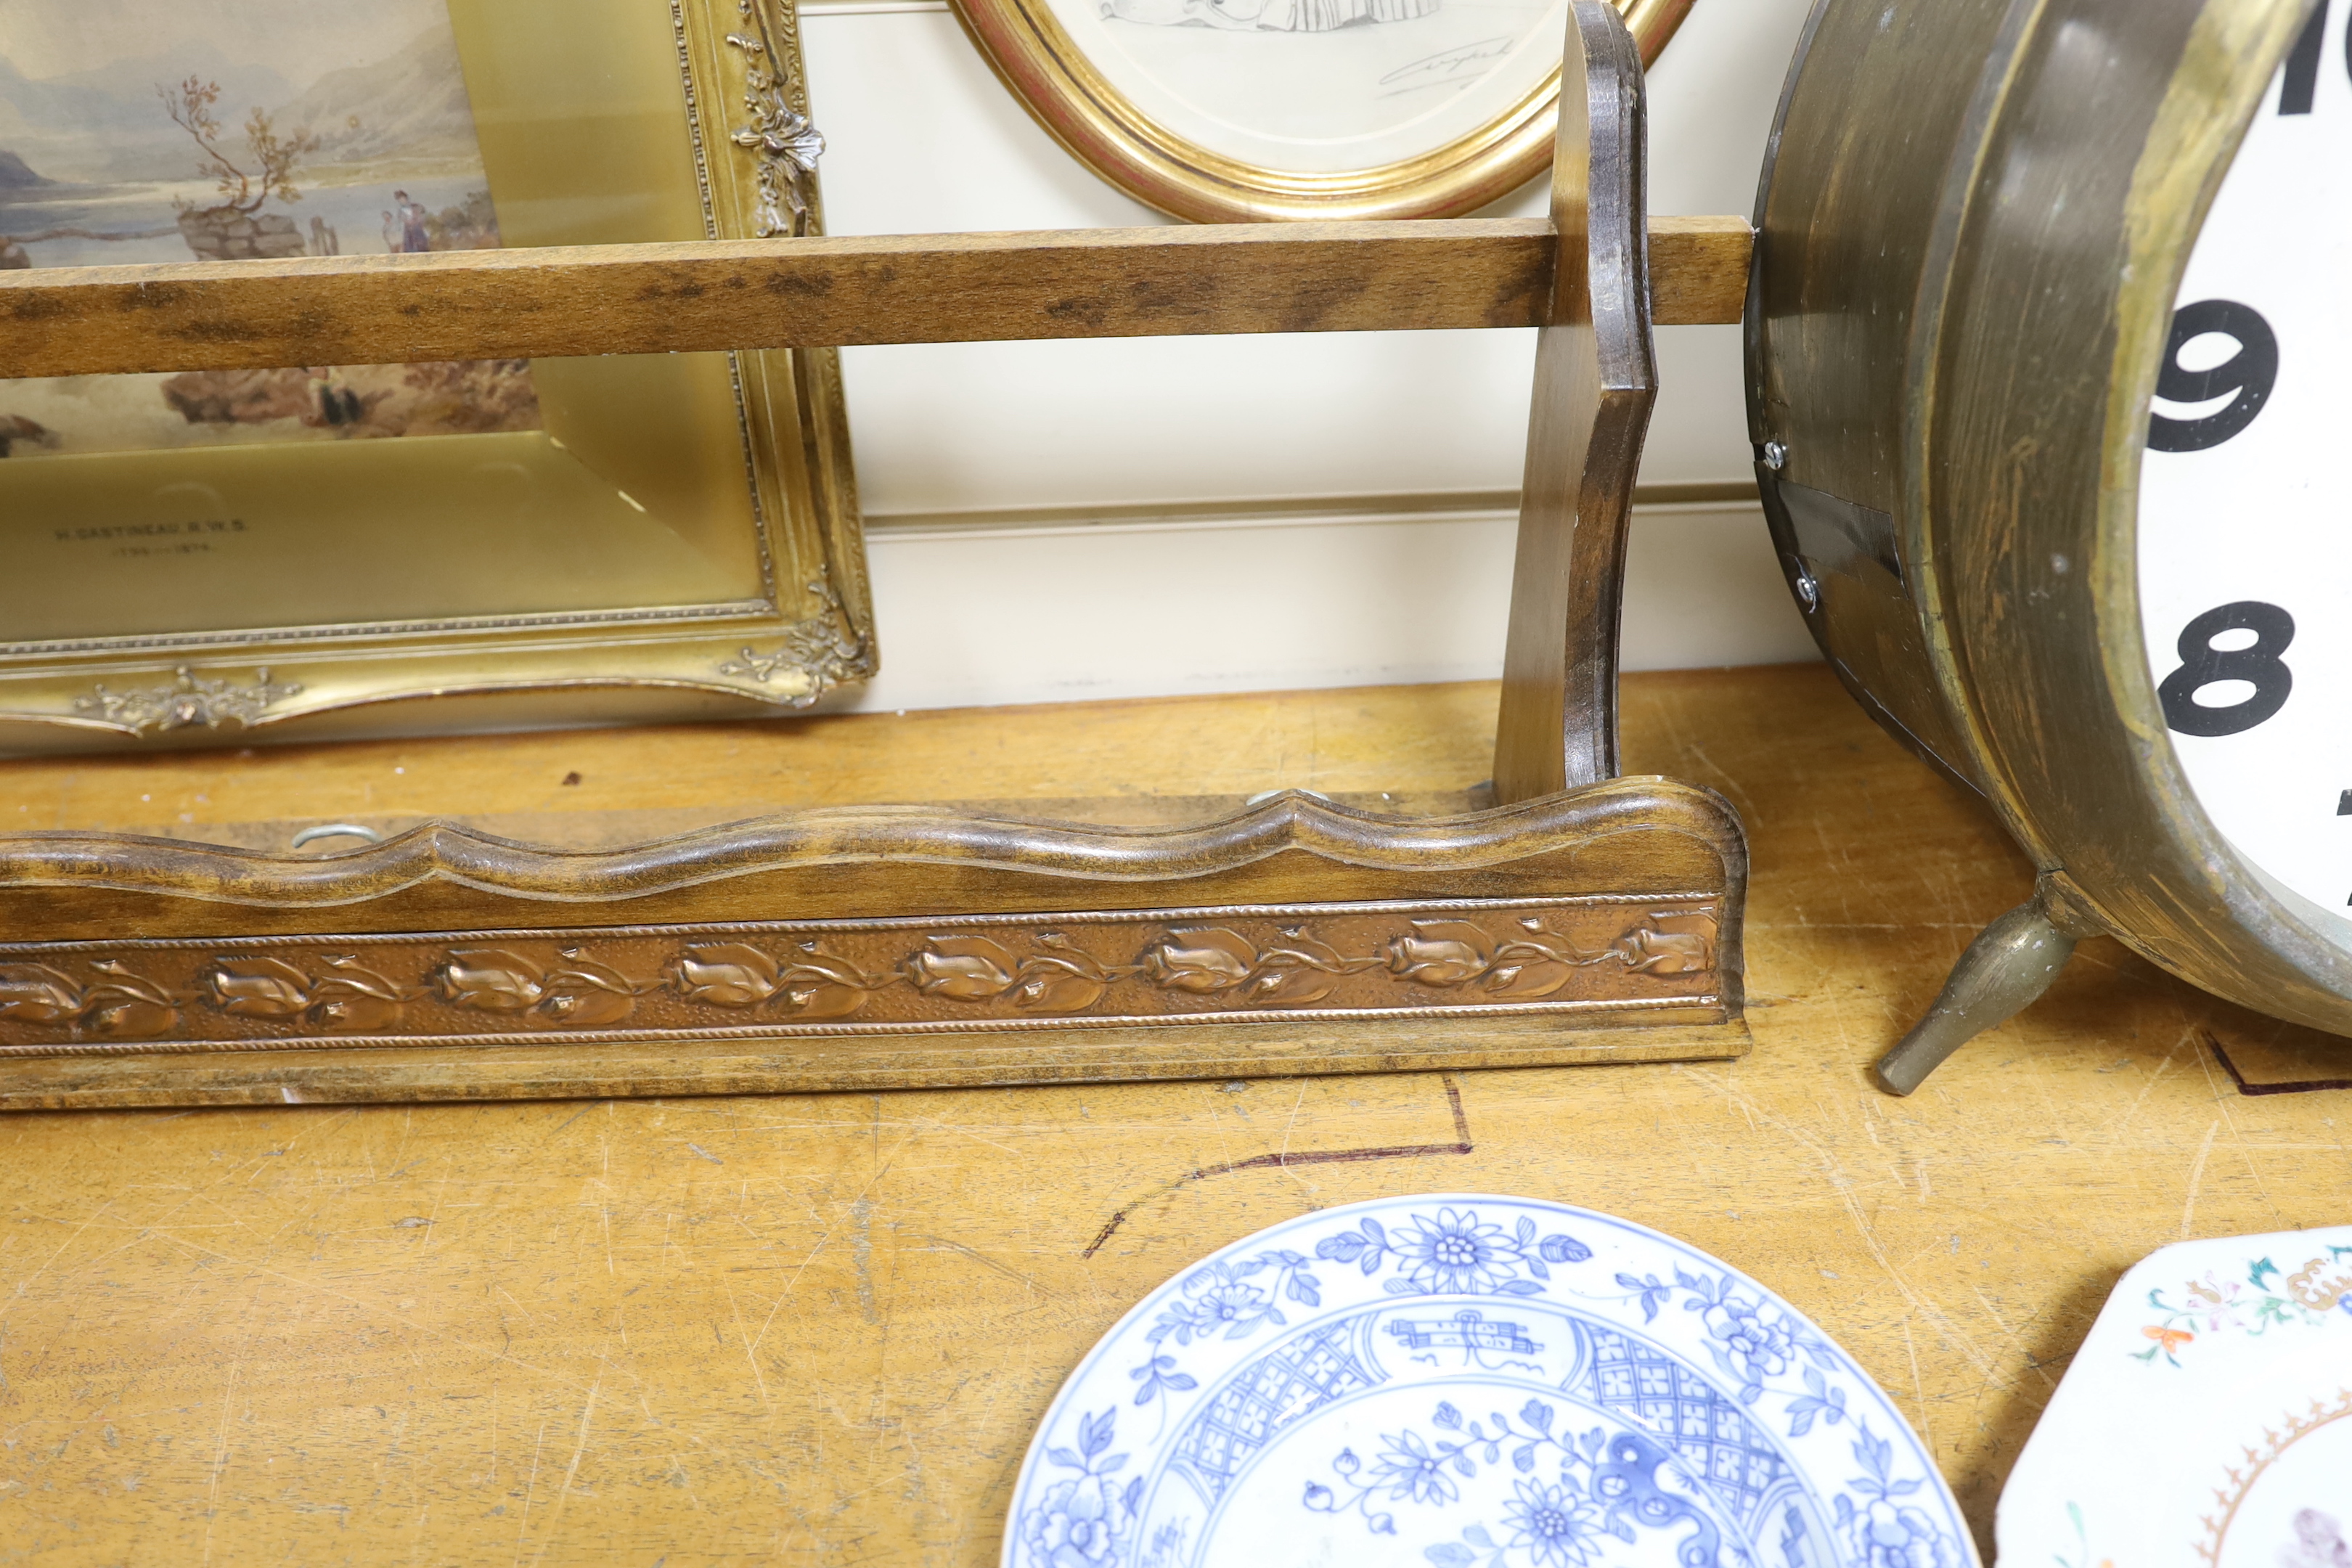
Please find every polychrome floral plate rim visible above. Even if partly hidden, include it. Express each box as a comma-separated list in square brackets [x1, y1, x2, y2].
[1005, 1192, 1972, 1568]
[1996, 1224, 2352, 1568]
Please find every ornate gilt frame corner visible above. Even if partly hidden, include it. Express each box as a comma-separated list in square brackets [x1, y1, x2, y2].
[685, 0, 878, 704]
[946, 0, 1694, 222]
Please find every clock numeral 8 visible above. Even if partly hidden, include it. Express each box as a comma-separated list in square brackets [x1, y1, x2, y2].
[2159, 601, 2294, 737]
[2147, 299, 2278, 452]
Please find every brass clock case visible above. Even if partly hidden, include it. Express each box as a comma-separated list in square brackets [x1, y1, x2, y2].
[1747, 0, 2352, 1055]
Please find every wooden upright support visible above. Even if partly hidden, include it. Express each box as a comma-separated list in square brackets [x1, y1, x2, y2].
[1494, 1, 1657, 800]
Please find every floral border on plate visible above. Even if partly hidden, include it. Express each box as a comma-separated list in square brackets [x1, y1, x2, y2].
[1007, 1193, 1969, 1568]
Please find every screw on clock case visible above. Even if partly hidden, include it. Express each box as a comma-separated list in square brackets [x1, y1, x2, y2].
[1748, 0, 2351, 1090]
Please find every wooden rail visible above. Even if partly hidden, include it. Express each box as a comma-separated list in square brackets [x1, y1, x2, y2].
[0, 216, 1752, 377]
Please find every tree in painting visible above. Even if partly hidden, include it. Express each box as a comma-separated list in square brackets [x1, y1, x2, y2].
[158, 75, 323, 260]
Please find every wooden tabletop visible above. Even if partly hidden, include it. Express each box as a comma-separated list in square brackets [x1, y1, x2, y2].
[0, 663, 2343, 1564]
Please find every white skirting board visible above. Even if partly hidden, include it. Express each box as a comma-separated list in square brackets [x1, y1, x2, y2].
[824, 500, 1817, 714]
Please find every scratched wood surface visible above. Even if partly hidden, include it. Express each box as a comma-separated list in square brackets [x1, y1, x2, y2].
[1, 663, 2347, 1563]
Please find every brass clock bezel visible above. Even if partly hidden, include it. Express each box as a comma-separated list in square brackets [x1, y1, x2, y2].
[1751, 0, 2352, 1035]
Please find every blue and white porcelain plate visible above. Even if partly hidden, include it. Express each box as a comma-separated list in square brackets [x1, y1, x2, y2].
[1008, 1194, 1971, 1568]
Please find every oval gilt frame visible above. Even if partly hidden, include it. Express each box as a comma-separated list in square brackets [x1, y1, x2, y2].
[949, 0, 1693, 221]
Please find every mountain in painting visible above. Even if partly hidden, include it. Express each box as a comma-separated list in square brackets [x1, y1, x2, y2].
[0, 150, 51, 188]
[0, 29, 479, 187]
[0, 45, 295, 182]
[274, 27, 484, 173]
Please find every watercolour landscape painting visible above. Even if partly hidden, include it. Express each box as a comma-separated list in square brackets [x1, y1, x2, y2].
[0, 0, 539, 458]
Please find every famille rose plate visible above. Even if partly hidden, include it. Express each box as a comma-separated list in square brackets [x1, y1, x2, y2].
[1998, 1224, 2352, 1568]
[1006, 1193, 1969, 1568]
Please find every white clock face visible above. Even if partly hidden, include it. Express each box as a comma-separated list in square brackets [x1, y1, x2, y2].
[2139, 0, 2352, 925]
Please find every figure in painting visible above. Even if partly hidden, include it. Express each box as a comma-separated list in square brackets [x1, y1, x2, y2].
[309, 369, 366, 427]
[393, 190, 432, 253]
[1101, 0, 1437, 30]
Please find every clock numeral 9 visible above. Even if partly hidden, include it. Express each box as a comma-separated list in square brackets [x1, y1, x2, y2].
[2160, 601, 2295, 737]
[2147, 300, 2278, 452]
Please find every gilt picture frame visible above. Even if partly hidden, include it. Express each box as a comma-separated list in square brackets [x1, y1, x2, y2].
[0, 0, 870, 751]
[948, 0, 1690, 220]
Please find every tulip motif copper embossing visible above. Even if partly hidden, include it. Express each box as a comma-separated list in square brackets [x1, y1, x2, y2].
[777, 942, 882, 1021]
[199, 954, 418, 1032]
[80, 960, 184, 1039]
[307, 957, 414, 1032]
[1013, 932, 1119, 1014]
[0, 963, 86, 1024]
[206, 957, 313, 1018]
[434, 949, 546, 1012]
[1135, 926, 1379, 1008]
[539, 950, 653, 1027]
[0, 958, 184, 1038]
[0, 905, 1720, 1048]
[904, 936, 1022, 1001]
[1386, 921, 1497, 988]
[433, 947, 660, 1026]
[1140, 928, 1259, 995]
[669, 941, 883, 1019]
[1380, 913, 1718, 1000]
[1612, 913, 1716, 975]
[1238, 928, 1375, 1006]
[671, 943, 783, 1008]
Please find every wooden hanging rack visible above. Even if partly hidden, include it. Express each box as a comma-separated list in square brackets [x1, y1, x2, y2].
[0, 2, 1761, 1109]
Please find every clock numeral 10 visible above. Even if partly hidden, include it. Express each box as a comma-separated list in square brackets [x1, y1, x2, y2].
[2281, 0, 2347, 116]
[2160, 601, 2295, 737]
[2148, 300, 2278, 452]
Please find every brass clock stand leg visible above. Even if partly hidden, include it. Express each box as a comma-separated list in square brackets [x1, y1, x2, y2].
[1875, 878, 2084, 1095]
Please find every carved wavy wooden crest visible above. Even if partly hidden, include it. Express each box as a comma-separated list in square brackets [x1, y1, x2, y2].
[0, 780, 1741, 914]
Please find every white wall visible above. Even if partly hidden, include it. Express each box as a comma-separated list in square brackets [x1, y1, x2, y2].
[799, 0, 1821, 712]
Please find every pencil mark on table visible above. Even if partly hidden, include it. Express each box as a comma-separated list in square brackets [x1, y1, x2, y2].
[1080, 1074, 1472, 1258]
[2205, 1031, 2352, 1095]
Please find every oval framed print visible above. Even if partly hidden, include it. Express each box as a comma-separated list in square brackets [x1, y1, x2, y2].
[950, 0, 1693, 220]
[1006, 1193, 1971, 1568]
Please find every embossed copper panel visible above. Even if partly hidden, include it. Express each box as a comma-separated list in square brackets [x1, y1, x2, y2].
[0, 896, 1723, 1055]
